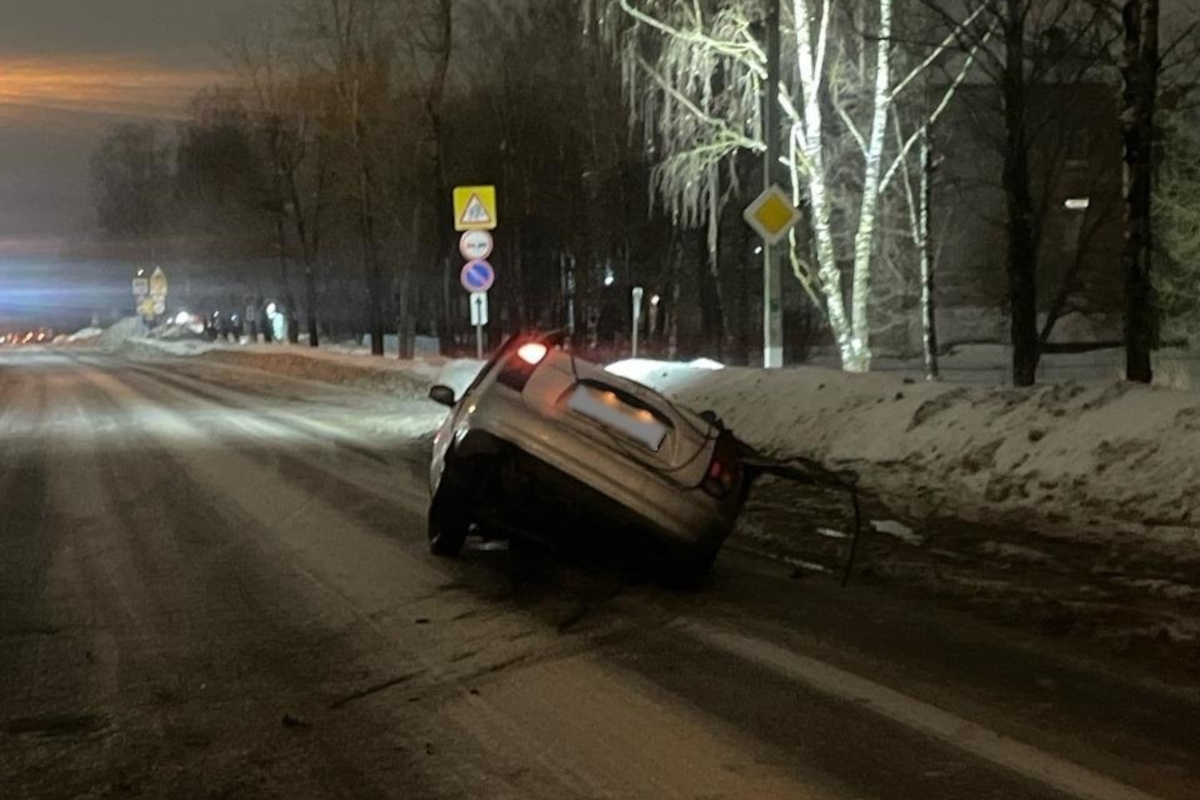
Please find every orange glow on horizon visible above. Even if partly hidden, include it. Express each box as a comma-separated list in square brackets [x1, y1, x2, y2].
[0, 55, 224, 120]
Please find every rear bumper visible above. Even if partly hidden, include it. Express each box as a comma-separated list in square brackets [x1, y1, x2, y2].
[513, 450, 740, 553]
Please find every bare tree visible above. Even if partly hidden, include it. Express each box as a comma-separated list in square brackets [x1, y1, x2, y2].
[1154, 108, 1200, 341]
[230, 16, 334, 347]
[90, 123, 173, 257]
[174, 89, 277, 308]
[1120, 0, 1160, 382]
[921, 0, 1119, 385]
[307, 0, 398, 355]
[586, 0, 985, 371]
[404, 0, 454, 347]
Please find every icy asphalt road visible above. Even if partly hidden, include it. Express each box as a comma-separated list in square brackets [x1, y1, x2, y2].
[1, 350, 1197, 800]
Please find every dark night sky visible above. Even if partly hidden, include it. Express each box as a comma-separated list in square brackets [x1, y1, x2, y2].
[0, 0, 246, 324]
[1, 0, 1196, 327]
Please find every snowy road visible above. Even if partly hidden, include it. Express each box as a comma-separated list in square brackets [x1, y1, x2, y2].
[1, 350, 1197, 799]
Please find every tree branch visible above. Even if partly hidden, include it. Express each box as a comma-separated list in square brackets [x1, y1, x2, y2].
[879, 26, 993, 195]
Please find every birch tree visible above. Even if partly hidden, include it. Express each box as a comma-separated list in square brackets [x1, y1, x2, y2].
[586, 0, 985, 371]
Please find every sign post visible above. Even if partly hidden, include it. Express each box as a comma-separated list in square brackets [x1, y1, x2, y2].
[149, 267, 168, 301]
[143, 267, 169, 321]
[453, 186, 498, 232]
[461, 261, 494, 360]
[459, 230, 494, 261]
[454, 186, 498, 358]
[470, 292, 489, 359]
[631, 286, 644, 358]
[743, 184, 801, 369]
[460, 259, 495, 293]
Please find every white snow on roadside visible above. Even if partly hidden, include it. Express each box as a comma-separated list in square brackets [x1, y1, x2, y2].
[92, 322, 1200, 555]
[870, 519, 925, 546]
[93, 317, 147, 348]
[66, 327, 105, 342]
[608, 358, 1200, 555]
[1111, 578, 1198, 600]
[979, 542, 1051, 564]
[113, 336, 485, 400]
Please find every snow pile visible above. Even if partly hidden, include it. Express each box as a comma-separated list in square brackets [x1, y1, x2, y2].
[609, 359, 1200, 553]
[149, 321, 207, 341]
[66, 327, 105, 343]
[93, 317, 147, 348]
[801, 342, 1200, 390]
[198, 348, 483, 399]
[121, 337, 484, 400]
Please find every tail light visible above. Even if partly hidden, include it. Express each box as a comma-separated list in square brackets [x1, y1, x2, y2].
[702, 432, 742, 498]
[497, 340, 551, 391]
[517, 342, 548, 365]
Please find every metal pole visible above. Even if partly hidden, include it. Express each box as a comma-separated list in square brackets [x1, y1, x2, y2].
[474, 296, 484, 359]
[631, 287, 644, 358]
[566, 256, 576, 335]
[763, 0, 783, 369]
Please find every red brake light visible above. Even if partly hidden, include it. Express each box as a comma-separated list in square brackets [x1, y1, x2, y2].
[517, 342, 548, 365]
[497, 340, 551, 392]
[703, 434, 741, 498]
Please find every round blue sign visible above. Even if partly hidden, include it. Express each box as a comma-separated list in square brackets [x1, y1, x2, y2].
[460, 259, 495, 292]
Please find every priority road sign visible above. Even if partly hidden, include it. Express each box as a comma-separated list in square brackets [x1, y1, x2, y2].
[149, 267, 169, 299]
[453, 185, 497, 231]
[460, 259, 495, 293]
[744, 185, 802, 245]
[459, 230, 494, 261]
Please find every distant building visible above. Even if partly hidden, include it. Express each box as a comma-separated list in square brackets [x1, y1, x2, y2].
[926, 82, 1124, 350]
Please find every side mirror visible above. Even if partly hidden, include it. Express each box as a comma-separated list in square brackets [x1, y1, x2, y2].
[428, 385, 457, 408]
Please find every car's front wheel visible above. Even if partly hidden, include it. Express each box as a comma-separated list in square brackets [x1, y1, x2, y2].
[428, 466, 473, 556]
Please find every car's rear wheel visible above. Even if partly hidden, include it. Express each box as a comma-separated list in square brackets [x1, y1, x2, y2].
[428, 466, 473, 556]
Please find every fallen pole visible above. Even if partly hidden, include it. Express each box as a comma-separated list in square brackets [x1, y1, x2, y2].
[738, 447, 865, 586]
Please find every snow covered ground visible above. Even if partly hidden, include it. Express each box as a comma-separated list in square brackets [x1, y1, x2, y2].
[115, 336, 484, 400]
[609, 358, 1200, 559]
[82, 326, 1199, 556]
[805, 343, 1200, 390]
[67, 327, 1200, 647]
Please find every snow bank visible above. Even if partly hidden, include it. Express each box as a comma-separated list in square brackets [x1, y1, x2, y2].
[94, 317, 147, 348]
[66, 327, 105, 343]
[122, 337, 484, 400]
[609, 359, 1200, 554]
[111, 327, 1198, 552]
[802, 343, 1200, 389]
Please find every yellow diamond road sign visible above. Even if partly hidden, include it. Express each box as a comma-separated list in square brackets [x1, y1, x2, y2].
[453, 185, 498, 232]
[149, 266, 169, 299]
[744, 185, 802, 245]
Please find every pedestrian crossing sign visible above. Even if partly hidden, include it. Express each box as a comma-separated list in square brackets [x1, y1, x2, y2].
[453, 185, 498, 231]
